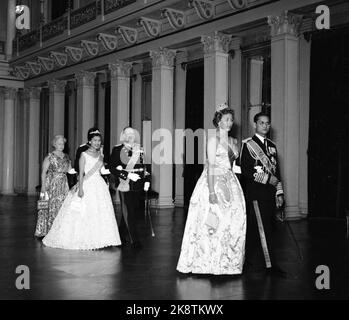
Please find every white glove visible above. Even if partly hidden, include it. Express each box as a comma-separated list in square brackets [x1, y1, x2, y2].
[128, 172, 140, 182]
[68, 168, 77, 174]
[144, 182, 150, 191]
[100, 168, 110, 175]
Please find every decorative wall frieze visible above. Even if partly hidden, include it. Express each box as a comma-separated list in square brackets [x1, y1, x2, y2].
[23, 87, 41, 100]
[81, 40, 99, 56]
[26, 61, 42, 76]
[268, 10, 303, 37]
[38, 56, 55, 71]
[188, 0, 215, 20]
[227, 0, 248, 10]
[97, 33, 118, 51]
[201, 31, 232, 54]
[161, 8, 186, 30]
[75, 70, 96, 87]
[116, 25, 138, 45]
[14, 66, 30, 79]
[138, 17, 162, 38]
[108, 61, 132, 79]
[150, 48, 177, 68]
[65, 46, 84, 62]
[50, 51, 68, 67]
[48, 79, 66, 94]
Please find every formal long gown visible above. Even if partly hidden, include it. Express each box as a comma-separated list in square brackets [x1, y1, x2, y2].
[177, 142, 246, 275]
[35, 153, 70, 237]
[43, 152, 121, 250]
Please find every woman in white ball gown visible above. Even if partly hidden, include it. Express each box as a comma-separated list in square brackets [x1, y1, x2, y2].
[43, 130, 121, 250]
[177, 103, 246, 275]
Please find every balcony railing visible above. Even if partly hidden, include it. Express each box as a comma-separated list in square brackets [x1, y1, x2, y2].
[13, 0, 137, 53]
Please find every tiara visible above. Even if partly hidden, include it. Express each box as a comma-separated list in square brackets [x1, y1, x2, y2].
[216, 102, 229, 112]
[89, 130, 100, 134]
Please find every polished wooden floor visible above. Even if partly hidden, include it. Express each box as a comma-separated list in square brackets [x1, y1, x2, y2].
[0, 195, 348, 300]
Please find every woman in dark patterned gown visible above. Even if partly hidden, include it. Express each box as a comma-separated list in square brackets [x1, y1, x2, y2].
[34, 135, 72, 237]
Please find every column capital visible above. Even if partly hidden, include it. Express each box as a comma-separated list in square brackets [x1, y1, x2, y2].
[150, 48, 177, 68]
[108, 60, 132, 79]
[201, 31, 232, 54]
[230, 37, 242, 51]
[48, 80, 66, 94]
[268, 10, 303, 37]
[2, 87, 17, 100]
[23, 87, 41, 100]
[75, 71, 96, 88]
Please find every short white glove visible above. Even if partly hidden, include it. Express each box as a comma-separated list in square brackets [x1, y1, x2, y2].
[144, 182, 150, 191]
[68, 168, 77, 174]
[128, 172, 140, 182]
[100, 168, 110, 175]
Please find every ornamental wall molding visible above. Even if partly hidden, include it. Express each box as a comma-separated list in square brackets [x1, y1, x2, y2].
[14, 65, 30, 79]
[81, 40, 99, 56]
[161, 8, 186, 30]
[138, 17, 162, 38]
[227, 0, 248, 10]
[26, 61, 42, 76]
[50, 51, 68, 67]
[116, 25, 138, 44]
[65, 46, 84, 62]
[37, 56, 55, 71]
[3, 87, 17, 100]
[188, 0, 215, 20]
[97, 32, 118, 51]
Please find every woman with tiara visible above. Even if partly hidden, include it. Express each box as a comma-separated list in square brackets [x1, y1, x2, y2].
[43, 130, 121, 250]
[177, 103, 246, 275]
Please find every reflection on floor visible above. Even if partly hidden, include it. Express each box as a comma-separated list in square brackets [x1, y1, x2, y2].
[0, 195, 348, 300]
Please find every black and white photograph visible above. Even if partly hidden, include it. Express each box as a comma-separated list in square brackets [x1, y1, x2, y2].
[0, 0, 348, 308]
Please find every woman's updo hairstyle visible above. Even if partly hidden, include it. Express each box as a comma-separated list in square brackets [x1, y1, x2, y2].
[88, 128, 102, 142]
[212, 103, 234, 128]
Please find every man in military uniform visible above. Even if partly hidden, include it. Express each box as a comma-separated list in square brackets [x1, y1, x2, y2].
[109, 127, 150, 248]
[240, 112, 286, 277]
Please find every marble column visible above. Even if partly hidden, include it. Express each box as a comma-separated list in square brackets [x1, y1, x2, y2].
[1, 87, 16, 195]
[248, 57, 264, 137]
[201, 31, 232, 130]
[269, 11, 303, 219]
[108, 61, 132, 147]
[97, 72, 106, 136]
[75, 71, 96, 145]
[174, 52, 187, 207]
[48, 80, 66, 148]
[131, 63, 143, 136]
[24, 87, 41, 195]
[67, 81, 77, 159]
[298, 34, 311, 217]
[229, 37, 242, 143]
[150, 48, 176, 208]
[5, 0, 16, 60]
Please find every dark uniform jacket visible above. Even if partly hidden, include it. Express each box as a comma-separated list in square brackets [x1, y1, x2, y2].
[240, 135, 283, 201]
[109, 144, 150, 192]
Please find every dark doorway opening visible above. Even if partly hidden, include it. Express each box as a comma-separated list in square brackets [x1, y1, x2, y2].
[183, 61, 204, 206]
[309, 26, 349, 219]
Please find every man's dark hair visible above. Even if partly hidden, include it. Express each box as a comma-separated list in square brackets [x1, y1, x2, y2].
[253, 112, 270, 123]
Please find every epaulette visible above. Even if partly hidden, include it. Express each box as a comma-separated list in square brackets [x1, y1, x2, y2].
[242, 137, 252, 144]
